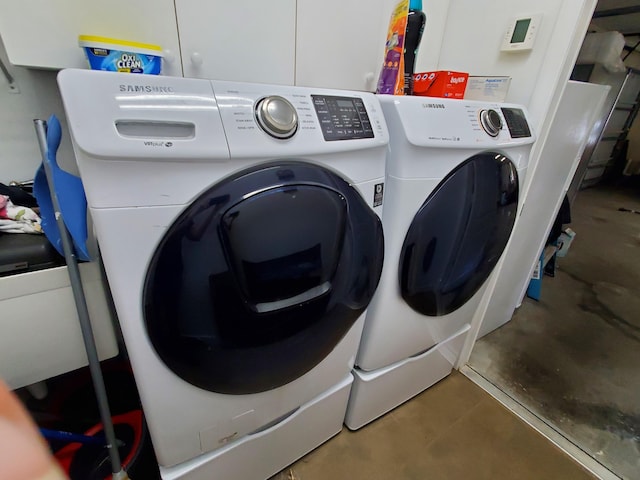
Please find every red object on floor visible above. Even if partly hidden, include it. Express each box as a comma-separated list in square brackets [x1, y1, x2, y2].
[54, 410, 143, 479]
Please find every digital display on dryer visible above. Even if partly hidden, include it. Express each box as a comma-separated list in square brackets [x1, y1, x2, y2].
[312, 95, 375, 141]
[501, 108, 532, 138]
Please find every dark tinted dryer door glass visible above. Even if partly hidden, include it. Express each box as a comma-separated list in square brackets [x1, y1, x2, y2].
[400, 152, 518, 316]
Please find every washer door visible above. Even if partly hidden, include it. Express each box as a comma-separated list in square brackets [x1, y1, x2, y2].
[399, 152, 518, 316]
[143, 161, 384, 394]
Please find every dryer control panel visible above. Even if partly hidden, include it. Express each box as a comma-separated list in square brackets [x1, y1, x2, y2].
[477, 107, 531, 139]
[379, 95, 535, 149]
[501, 107, 532, 138]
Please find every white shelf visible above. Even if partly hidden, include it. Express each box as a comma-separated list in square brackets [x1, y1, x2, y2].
[0, 262, 119, 389]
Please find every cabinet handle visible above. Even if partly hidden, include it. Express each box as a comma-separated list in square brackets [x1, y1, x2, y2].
[364, 71, 375, 90]
[163, 49, 175, 63]
[0, 58, 19, 93]
[190, 52, 204, 67]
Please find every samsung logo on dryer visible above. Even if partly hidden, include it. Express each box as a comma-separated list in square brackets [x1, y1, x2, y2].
[119, 84, 175, 93]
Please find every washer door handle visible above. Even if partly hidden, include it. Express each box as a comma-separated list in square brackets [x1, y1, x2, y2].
[253, 282, 331, 313]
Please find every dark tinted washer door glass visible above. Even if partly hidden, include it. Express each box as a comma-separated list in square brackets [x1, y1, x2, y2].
[143, 161, 384, 394]
[400, 153, 518, 316]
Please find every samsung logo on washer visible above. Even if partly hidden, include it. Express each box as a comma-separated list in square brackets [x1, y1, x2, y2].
[119, 84, 175, 93]
[422, 103, 446, 109]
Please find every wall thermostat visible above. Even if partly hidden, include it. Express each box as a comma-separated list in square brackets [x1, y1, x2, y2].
[501, 14, 542, 52]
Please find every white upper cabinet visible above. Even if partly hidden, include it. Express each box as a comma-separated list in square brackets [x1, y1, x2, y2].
[295, 0, 394, 92]
[0, 0, 402, 89]
[176, 0, 296, 85]
[0, 0, 183, 77]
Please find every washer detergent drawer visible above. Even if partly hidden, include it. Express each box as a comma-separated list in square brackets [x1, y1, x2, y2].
[0, 262, 119, 389]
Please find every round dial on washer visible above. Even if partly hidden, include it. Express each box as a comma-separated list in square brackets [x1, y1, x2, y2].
[479, 109, 502, 137]
[255, 96, 298, 139]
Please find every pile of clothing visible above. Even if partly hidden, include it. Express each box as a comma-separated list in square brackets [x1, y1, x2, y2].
[0, 193, 42, 234]
[0, 183, 65, 276]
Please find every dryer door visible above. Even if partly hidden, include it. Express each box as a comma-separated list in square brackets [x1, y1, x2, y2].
[143, 161, 384, 394]
[399, 152, 518, 316]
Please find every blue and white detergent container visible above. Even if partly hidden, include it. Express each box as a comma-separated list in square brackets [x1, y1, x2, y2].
[78, 35, 163, 74]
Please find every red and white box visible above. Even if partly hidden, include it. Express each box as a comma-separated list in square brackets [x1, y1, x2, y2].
[413, 71, 468, 99]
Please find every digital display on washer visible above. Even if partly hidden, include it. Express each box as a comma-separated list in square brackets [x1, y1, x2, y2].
[312, 95, 375, 141]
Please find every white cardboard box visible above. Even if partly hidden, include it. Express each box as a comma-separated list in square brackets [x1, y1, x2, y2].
[556, 228, 576, 257]
[464, 76, 511, 102]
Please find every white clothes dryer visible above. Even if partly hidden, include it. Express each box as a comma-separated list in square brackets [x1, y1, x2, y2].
[345, 95, 535, 429]
[57, 69, 388, 479]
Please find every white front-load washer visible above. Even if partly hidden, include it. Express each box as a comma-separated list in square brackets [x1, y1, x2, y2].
[345, 95, 535, 429]
[57, 69, 388, 479]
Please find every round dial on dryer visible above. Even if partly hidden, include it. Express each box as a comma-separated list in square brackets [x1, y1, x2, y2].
[255, 96, 298, 139]
[479, 109, 503, 137]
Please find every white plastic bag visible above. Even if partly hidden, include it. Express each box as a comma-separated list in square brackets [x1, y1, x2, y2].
[576, 31, 626, 73]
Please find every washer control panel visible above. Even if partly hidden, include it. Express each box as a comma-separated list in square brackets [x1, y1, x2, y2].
[312, 95, 375, 141]
[210, 79, 389, 157]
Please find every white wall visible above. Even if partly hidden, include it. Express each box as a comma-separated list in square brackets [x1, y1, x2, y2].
[414, 0, 450, 73]
[437, 0, 597, 132]
[0, 37, 76, 183]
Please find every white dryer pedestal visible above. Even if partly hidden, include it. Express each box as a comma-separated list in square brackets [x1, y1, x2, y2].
[346, 326, 469, 429]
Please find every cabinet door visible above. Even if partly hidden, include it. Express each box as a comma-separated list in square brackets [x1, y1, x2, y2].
[0, 0, 182, 77]
[176, 0, 296, 85]
[296, 0, 395, 91]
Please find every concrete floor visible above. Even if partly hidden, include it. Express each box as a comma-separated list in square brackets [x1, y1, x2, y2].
[272, 372, 593, 480]
[469, 184, 640, 479]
